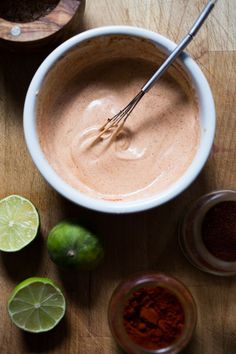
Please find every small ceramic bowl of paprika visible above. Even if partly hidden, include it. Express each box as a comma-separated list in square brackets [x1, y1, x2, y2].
[108, 272, 197, 354]
[179, 189, 236, 276]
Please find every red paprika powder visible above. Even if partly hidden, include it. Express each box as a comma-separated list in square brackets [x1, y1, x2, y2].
[123, 286, 185, 350]
[202, 201, 236, 262]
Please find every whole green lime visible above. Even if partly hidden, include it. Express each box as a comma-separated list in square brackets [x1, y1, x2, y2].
[47, 221, 104, 270]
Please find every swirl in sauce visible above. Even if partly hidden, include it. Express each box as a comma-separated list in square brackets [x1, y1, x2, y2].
[38, 59, 199, 201]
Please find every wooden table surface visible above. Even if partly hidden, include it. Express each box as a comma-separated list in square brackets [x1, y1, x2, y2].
[0, 1, 235, 353]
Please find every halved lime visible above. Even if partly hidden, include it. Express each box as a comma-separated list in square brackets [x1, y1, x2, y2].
[0, 195, 39, 252]
[8, 277, 66, 333]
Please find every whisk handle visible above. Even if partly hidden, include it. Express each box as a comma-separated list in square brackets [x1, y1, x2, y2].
[141, 0, 217, 93]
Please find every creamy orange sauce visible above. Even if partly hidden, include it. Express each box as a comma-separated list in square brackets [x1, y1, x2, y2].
[38, 58, 199, 201]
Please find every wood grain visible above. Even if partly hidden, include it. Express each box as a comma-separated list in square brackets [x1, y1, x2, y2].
[0, 1, 235, 353]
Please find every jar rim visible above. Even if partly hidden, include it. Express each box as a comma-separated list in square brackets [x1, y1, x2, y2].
[179, 189, 236, 275]
[108, 272, 197, 354]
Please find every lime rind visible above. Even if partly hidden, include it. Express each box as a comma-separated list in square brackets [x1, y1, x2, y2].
[47, 221, 104, 270]
[0, 195, 39, 252]
[8, 277, 66, 333]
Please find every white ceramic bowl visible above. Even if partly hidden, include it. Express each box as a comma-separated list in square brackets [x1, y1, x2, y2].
[24, 26, 215, 214]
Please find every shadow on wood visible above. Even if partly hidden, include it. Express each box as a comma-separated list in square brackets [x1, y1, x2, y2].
[56, 168, 210, 284]
[0, 231, 45, 281]
[21, 314, 69, 353]
[0, 13, 87, 115]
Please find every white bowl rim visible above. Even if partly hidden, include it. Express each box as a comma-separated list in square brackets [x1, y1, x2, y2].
[23, 25, 216, 214]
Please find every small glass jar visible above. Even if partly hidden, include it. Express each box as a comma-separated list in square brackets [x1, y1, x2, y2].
[108, 272, 197, 354]
[179, 190, 236, 276]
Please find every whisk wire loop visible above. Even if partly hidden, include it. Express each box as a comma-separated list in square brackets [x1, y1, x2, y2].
[97, 91, 144, 140]
[96, 0, 217, 141]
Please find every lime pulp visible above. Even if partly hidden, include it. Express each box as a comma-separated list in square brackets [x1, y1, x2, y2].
[8, 277, 66, 333]
[0, 195, 39, 252]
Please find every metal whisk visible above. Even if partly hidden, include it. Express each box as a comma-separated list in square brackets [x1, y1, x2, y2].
[97, 0, 217, 141]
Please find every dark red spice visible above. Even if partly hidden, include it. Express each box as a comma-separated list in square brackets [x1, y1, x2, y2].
[123, 286, 185, 350]
[202, 201, 236, 262]
[0, 0, 59, 23]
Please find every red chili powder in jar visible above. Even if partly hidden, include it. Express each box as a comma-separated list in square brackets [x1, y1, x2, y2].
[123, 286, 185, 350]
[202, 201, 236, 262]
